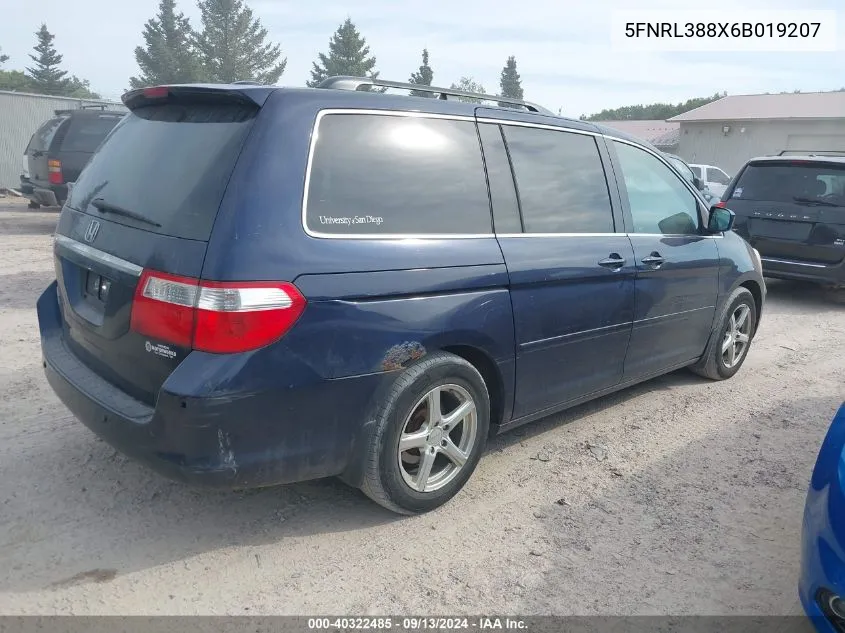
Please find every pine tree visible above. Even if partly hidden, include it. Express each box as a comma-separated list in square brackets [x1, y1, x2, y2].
[130, 0, 200, 88]
[25, 24, 69, 95]
[498, 55, 523, 108]
[195, 0, 286, 84]
[408, 48, 434, 97]
[449, 76, 485, 103]
[307, 18, 378, 87]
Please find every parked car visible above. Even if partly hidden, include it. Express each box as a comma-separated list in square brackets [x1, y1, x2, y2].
[800, 402, 845, 632]
[721, 153, 845, 288]
[37, 78, 766, 514]
[20, 106, 125, 209]
[664, 153, 715, 202]
[689, 163, 732, 199]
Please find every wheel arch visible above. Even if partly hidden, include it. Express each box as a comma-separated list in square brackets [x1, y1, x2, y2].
[441, 344, 505, 436]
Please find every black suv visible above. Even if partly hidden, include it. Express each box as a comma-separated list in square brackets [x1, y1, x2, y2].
[20, 106, 125, 209]
[724, 152, 845, 288]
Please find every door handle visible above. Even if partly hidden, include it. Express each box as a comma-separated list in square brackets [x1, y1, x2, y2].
[641, 252, 665, 267]
[598, 253, 626, 270]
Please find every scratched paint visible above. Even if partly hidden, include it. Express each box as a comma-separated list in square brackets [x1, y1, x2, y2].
[217, 428, 238, 474]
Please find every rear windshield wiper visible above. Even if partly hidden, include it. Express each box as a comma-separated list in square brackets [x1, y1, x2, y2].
[792, 196, 841, 207]
[90, 198, 162, 227]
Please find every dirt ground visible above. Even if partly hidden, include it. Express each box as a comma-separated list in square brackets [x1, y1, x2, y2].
[0, 199, 843, 616]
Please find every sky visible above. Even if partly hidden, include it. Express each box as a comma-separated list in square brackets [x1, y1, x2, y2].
[0, 0, 843, 118]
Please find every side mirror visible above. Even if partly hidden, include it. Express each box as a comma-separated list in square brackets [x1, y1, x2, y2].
[693, 176, 705, 191]
[708, 206, 735, 233]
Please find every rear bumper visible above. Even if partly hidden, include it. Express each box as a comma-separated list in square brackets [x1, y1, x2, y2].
[799, 403, 845, 633]
[19, 176, 64, 207]
[761, 257, 845, 286]
[38, 281, 388, 489]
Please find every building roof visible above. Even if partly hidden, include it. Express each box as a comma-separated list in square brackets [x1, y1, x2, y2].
[650, 127, 680, 148]
[669, 91, 845, 122]
[593, 120, 679, 145]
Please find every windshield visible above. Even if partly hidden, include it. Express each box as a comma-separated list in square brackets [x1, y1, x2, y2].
[66, 102, 257, 240]
[708, 168, 731, 185]
[730, 162, 845, 206]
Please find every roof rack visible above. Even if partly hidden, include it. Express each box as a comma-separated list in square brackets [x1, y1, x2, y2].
[232, 80, 265, 85]
[316, 75, 554, 115]
[778, 150, 845, 156]
[54, 104, 122, 116]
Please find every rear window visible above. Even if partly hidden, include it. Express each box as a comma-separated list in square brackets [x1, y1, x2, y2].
[66, 102, 257, 241]
[60, 115, 123, 152]
[26, 117, 68, 152]
[731, 162, 845, 206]
[305, 113, 492, 236]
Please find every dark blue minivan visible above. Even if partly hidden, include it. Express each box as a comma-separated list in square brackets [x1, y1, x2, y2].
[37, 77, 766, 514]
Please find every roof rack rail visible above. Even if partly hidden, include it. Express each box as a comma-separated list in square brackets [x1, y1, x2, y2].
[232, 80, 264, 85]
[778, 150, 845, 156]
[316, 75, 554, 115]
[54, 104, 120, 116]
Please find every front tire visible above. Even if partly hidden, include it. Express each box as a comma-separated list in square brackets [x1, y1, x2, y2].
[360, 352, 490, 515]
[690, 286, 757, 380]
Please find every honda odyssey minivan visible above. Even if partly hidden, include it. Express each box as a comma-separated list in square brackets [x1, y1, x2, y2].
[38, 77, 766, 514]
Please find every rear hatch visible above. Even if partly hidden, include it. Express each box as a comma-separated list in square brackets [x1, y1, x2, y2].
[53, 86, 263, 405]
[51, 111, 124, 185]
[26, 115, 70, 185]
[725, 159, 845, 265]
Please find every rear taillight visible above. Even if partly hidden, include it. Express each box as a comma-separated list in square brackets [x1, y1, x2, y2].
[715, 200, 727, 208]
[143, 86, 169, 99]
[130, 270, 306, 353]
[48, 159, 63, 184]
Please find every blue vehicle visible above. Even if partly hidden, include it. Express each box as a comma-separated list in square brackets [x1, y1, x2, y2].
[37, 76, 766, 514]
[800, 402, 845, 632]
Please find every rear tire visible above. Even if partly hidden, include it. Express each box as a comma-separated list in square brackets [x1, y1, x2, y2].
[360, 352, 490, 515]
[27, 200, 41, 209]
[690, 287, 757, 380]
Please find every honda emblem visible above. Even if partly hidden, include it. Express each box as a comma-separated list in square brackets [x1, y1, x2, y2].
[84, 220, 100, 243]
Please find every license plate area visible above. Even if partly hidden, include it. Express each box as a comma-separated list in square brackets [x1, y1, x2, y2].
[749, 219, 812, 241]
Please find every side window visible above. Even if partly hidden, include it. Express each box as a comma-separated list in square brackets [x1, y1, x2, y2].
[613, 141, 700, 235]
[28, 117, 68, 152]
[477, 123, 522, 233]
[502, 125, 614, 233]
[690, 165, 702, 178]
[306, 114, 492, 236]
[710, 168, 731, 185]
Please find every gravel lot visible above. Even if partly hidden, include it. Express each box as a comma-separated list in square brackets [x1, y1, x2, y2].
[0, 199, 843, 616]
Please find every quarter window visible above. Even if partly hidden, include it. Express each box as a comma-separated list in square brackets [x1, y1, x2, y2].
[614, 141, 700, 235]
[502, 126, 614, 233]
[306, 114, 492, 236]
